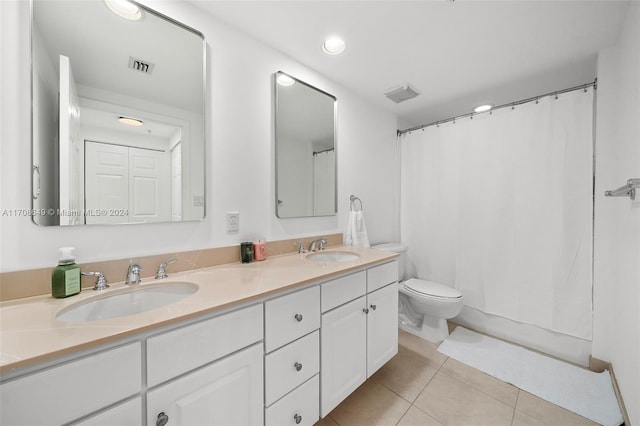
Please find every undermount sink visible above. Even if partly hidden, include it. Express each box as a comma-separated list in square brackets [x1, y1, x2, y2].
[306, 251, 360, 263]
[56, 281, 199, 322]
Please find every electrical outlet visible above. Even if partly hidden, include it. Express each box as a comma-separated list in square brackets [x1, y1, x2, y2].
[226, 212, 239, 232]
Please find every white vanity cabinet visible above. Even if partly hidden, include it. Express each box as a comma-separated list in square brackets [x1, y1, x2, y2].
[320, 261, 398, 417]
[146, 303, 264, 426]
[0, 342, 142, 426]
[264, 285, 321, 426]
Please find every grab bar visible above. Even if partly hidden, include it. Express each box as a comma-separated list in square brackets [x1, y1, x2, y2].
[605, 178, 640, 200]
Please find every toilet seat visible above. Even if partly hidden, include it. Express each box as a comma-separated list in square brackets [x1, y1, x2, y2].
[404, 278, 462, 300]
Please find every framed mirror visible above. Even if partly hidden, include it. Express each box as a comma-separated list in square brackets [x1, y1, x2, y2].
[31, 0, 206, 226]
[274, 71, 337, 218]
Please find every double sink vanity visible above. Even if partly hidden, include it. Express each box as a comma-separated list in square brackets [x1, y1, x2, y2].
[0, 246, 398, 426]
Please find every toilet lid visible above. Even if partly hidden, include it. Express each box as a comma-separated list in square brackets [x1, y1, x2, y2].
[404, 278, 462, 299]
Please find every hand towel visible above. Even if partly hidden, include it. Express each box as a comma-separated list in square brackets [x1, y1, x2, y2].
[346, 210, 370, 248]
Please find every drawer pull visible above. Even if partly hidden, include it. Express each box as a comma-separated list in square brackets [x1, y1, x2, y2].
[294, 313, 303, 322]
[294, 362, 303, 372]
[294, 413, 303, 424]
[363, 308, 369, 314]
[156, 412, 169, 426]
[370, 304, 377, 310]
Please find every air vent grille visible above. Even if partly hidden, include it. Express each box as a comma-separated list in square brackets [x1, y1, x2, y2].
[384, 83, 420, 103]
[128, 56, 154, 74]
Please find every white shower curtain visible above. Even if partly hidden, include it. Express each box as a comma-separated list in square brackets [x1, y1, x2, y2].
[401, 89, 594, 340]
[313, 150, 335, 215]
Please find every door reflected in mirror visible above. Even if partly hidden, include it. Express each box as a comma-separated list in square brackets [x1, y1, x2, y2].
[275, 72, 337, 218]
[31, 0, 206, 225]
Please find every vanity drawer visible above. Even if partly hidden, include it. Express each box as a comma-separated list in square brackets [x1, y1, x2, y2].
[367, 261, 398, 292]
[265, 375, 319, 426]
[265, 285, 320, 352]
[147, 303, 263, 387]
[265, 330, 320, 406]
[321, 271, 366, 312]
[0, 342, 141, 426]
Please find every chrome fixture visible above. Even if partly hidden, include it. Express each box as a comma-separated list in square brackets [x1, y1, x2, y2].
[294, 242, 306, 254]
[82, 271, 109, 291]
[309, 238, 327, 252]
[350, 194, 363, 212]
[605, 178, 640, 200]
[155, 258, 177, 279]
[125, 263, 142, 285]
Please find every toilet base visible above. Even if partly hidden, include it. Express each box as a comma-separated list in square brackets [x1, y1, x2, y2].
[398, 315, 451, 343]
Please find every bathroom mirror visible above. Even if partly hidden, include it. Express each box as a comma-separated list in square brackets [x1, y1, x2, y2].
[274, 71, 337, 218]
[31, 0, 205, 225]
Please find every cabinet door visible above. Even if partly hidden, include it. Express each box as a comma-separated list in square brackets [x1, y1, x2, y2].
[147, 343, 263, 426]
[320, 296, 367, 417]
[367, 283, 399, 377]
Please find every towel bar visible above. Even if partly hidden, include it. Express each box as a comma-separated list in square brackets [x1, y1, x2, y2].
[605, 178, 640, 200]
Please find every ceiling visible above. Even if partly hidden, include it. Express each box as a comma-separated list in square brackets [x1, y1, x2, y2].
[190, 0, 629, 129]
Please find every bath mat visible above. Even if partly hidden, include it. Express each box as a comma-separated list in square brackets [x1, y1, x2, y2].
[437, 327, 623, 426]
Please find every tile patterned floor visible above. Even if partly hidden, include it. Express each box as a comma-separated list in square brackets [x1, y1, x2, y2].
[316, 329, 600, 426]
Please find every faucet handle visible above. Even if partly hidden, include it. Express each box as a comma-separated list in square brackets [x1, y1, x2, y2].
[82, 271, 109, 291]
[318, 238, 327, 250]
[293, 242, 306, 254]
[156, 258, 177, 279]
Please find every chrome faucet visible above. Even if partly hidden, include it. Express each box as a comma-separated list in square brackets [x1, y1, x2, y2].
[309, 238, 327, 252]
[82, 271, 109, 291]
[155, 258, 177, 279]
[125, 262, 142, 285]
[294, 241, 306, 254]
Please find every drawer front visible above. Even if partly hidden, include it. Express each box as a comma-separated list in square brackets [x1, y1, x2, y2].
[0, 342, 141, 426]
[265, 330, 320, 406]
[147, 303, 263, 387]
[265, 286, 320, 352]
[367, 261, 398, 293]
[265, 375, 319, 426]
[321, 271, 366, 313]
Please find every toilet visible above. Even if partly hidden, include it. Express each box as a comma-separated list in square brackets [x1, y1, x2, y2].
[372, 243, 463, 343]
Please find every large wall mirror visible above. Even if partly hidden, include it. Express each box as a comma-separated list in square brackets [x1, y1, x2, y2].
[31, 0, 206, 226]
[275, 71, 337, 218]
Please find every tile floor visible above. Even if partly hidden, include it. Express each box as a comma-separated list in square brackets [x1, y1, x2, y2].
[316, 329, 600, 426]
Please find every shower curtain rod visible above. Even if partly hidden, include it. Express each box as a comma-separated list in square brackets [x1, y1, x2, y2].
[397, 79, 597, 136]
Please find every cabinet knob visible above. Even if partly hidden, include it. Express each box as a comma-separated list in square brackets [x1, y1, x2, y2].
[294, 313, 303, 322]
[156, 412, 169, 426]
[370, 304, 377, 310]
[294, 362, 303, 372]
[294, 413, 303, 424]
[363, 308, 369, 314]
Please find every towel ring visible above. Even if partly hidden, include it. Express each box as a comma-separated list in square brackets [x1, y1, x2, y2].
[350, 195, 363, 212]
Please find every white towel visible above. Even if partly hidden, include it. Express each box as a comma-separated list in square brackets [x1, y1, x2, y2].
[345, 210, 370, 247]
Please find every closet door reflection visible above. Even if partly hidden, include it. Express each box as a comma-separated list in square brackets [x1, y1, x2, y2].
[85, 142, 171, 224]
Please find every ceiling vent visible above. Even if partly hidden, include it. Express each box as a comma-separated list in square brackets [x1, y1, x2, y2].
[384, 83, 420, 104]
[128, 56, 154, 75]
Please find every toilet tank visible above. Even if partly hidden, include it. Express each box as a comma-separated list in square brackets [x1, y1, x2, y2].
[371, 243, 408, 283]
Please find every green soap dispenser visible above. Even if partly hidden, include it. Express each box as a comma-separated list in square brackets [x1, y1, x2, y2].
[52, 247, 81, 298]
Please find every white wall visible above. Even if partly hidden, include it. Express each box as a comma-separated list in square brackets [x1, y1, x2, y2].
[0, 0, 398, 271]
[593, 2, 640, 423]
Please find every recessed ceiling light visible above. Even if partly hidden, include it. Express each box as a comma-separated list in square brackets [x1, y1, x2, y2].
[322, 37, 346, 55]
[276, 74, 296, 87]
[474, 104, 493, 113]
[118, 116, 143, 126]
[104, 0, 142, 21]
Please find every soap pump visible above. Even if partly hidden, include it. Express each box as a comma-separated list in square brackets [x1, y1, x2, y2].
[51, 247, 81, 298]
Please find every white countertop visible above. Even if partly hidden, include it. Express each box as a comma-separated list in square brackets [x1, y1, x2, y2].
[0, 246, 397, 375]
